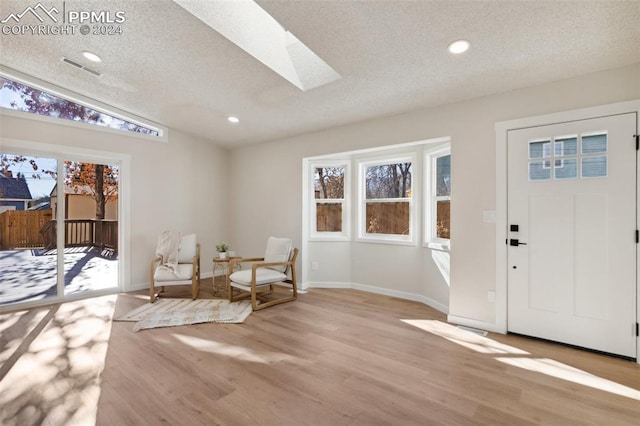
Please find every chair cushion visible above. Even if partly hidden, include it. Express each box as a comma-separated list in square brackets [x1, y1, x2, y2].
[264, 237, 292, 273]
[177, 233, 197, 263]
[230, 268, 287, 286]
[154, 263, 194, 282]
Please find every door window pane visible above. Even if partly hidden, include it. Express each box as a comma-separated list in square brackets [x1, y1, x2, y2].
[62, 161, 119, 295]
[529, 161, 551, 181]
[555, 137, 577, 156]
[0, 154, 58, 305]
[554, 159, 577, 180]
[529, 140, 551, 159]
[581, 157, 607, 178]
[582, 134, 607, 154]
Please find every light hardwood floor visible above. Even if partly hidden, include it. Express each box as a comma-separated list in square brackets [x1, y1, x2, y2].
[1, 281, 639, 425]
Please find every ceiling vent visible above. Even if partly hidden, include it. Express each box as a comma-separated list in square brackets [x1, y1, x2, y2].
[61, 57, 101, 77]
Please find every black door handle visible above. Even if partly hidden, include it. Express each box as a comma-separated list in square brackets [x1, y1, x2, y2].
[509, 239, 527, 246]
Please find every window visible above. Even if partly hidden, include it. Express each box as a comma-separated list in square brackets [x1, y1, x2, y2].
[425, 147, 451, 246]
[310, 162, 349, 239]
[0, 75, 162, 137]
[358, 156, 414, 243]
[528, 132, 606, 181]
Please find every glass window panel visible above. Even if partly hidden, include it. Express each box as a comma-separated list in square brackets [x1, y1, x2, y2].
[365, 202, 409, 235]
[0, 77, 159, 136]
[316, 203, 342, 232]
[365, 163, 412, 199]
[529, 161, 551, 181]
[314, 167, 344, 199]
[529, 140, 550, 159]
[581, 156, 607, 178]
[555, 137, 577, 156]
[436, 200, 450, 239]
[554, 158, 577, 180]
[435, 155, 451, 197]
[582, 134, 607, 154]
[0, 154, 58, 306]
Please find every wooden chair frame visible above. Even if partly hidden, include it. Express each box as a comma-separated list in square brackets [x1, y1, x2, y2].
[150, 243, 200, 303]
[227, 248, 298, 311]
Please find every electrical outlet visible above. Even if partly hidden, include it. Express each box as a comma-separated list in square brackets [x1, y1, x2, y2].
[311, 262, 319, 271]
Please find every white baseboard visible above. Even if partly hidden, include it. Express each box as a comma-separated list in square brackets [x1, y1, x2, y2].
[304, 281, 351, 290]
[305, 281, 449, 315]
[447, 315, 506, 334]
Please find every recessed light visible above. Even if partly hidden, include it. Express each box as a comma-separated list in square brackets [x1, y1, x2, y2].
[227, 116, 239, 124]
[82, 51, 102, 62]
[448, 40, 470, 54]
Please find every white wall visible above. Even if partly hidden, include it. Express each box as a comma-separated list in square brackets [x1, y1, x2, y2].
[0, 114, 230, 290]
[1, 62, 637, 326]
[229, 62, 640, 328]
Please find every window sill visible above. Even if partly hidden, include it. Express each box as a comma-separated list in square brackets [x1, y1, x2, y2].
[427, 242, 450, 252]
[356, 236, 417, 247]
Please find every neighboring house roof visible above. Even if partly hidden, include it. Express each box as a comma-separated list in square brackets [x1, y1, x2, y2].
[28, 201, 51, 211]
[0, 174, 32, 200]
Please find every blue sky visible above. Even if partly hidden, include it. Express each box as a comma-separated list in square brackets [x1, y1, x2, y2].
[4, 155, 57, 199]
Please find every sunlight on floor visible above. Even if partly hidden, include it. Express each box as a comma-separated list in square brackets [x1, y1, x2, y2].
[402, 319, 640, 401]
[172, 333, 298, 364]
[402, 319, 528, 355]
[0, 295, 116, 425]
[496, 356, 640, 401]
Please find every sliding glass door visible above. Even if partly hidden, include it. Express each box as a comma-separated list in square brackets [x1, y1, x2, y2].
[0, 152, 120, 308]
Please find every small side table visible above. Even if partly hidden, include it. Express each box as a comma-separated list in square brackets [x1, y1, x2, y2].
[212, 256, 240, 298]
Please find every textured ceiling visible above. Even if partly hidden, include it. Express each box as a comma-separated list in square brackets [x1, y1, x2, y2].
[1, 0, 639, 147]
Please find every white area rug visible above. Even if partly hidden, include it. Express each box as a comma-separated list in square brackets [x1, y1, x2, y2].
[115, 299, 252, 332]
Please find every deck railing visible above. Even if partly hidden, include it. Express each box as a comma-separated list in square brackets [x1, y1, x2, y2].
[40, 219, 118, 252]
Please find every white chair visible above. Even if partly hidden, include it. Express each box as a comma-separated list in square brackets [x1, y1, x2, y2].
[150, 233, 200, 303]
[227, 237, 298, 311]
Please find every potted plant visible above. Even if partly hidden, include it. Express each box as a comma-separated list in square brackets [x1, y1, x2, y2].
[216, 242, 229, 259]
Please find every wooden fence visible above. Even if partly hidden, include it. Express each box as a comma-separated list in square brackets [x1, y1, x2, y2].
[0, 209, 53, 249]
[316, 203, 343, 232]
[0, 210, 117, 252]
[366, 202, 410, 235]
[317, 201, 449, 238]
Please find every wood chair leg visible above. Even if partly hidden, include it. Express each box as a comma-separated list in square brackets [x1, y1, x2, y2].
[150, 284, 156, 303]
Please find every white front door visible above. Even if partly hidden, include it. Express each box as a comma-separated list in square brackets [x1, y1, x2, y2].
[507, 113, 637, 358]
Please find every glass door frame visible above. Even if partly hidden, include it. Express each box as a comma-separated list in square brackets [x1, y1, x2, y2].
[0, 137, 130, 312]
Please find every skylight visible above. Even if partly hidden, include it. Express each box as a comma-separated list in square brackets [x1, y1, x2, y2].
[172, 0, 341, 91]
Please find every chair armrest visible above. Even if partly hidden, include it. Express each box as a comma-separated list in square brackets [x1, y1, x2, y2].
[251, 260, 292, 270]
[193, 243, 201, 263]
[228, 257, 264, 274]
[150, 256, 161, 286]
[151, 256, 161, 268]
